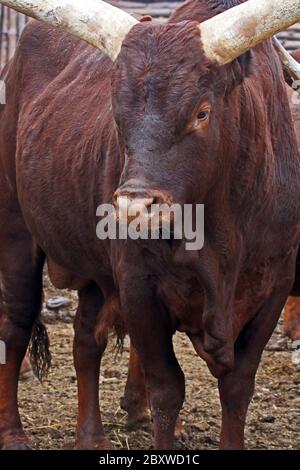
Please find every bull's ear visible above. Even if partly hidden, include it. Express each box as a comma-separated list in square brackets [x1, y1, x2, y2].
[131, 13, 152, 22]
[237, 50, 252, 77]
[140, 15, 152, 23]
[225, 50, 252, 94]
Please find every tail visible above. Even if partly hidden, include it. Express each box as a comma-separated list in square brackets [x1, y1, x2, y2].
[29, 319, 52, 382]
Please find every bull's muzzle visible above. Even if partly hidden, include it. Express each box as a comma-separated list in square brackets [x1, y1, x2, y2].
[113, 187, 174, 231]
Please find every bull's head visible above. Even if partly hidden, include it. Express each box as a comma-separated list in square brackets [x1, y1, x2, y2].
[111, 19, 248, 214]
[2, 0, 300, 223]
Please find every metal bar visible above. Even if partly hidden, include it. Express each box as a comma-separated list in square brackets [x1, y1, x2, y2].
[5, 6, 10, 64]
[0, 5, 4, 69]
[16, 6, 20, 40]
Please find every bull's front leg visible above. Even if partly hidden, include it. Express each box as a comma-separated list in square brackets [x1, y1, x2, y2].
[73, 282, 111, 450]
[122, 342, 186, 439]
[121, 343, 151, 429]
[218, 269, 295, 449]
[119, 272, 185, 450]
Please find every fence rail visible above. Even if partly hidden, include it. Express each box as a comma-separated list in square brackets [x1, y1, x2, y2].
[0, 6, 28, 68]
[278, 24, 300, 52]
[1, 3, 300, 71]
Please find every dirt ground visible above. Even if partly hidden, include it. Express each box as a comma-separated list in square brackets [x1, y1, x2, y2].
[18, 276, 300, 450]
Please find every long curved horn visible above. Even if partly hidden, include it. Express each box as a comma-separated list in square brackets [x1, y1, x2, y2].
[273, 37, 300, 84]
[200, 0, 300, 65]
[0, 0, 138, 61]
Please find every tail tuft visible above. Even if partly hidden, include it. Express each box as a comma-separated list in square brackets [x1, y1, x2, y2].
[29, 319, 52, 382]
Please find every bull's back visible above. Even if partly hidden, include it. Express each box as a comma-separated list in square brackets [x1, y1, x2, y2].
[1, 21, 87, 99]
[0, 21, 102, 185]
[1, 23, 70, 181]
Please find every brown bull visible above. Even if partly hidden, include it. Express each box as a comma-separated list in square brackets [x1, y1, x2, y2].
[1, 0, 300, 451]
[127, 41, 300, 438]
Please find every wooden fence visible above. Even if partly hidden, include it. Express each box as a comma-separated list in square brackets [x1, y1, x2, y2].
[0, 6, 28, 68]
[1, 2, 300, 71]
[278, 24, 300, 52]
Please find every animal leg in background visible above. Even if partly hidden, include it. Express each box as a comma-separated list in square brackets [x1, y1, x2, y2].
[122, 342, 186, 439]
[284, 296, 300, 340]
[73, 282, 111, 450]
[121, 342, 150, 429]
[0, 213, 45, 450]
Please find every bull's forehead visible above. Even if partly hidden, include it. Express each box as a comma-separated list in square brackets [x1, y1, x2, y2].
[120, 21, 204, 67]
[113, 21, 215, 124]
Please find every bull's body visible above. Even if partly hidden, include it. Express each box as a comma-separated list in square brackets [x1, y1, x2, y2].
[1, 0, 300, 450]
[1, 24, 115, 282]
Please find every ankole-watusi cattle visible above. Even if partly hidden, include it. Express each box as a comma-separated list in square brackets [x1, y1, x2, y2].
[125, 43, 300, 433]
[1, 0, 300, 451]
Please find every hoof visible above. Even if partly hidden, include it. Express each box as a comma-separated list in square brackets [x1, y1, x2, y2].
[2, 442, 33, 450]
[74, 436, 113, 450]
[0, 430, 32, 450]
[121, 395, 151, 431]
[126, 410, 151, 431]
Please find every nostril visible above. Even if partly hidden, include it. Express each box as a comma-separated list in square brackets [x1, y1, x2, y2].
[150, 196, 166, 207]
[151, 196, 163, 206]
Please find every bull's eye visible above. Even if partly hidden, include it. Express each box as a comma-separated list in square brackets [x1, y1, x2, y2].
[198, 111, 209, 121]
[188, 103, 211, 133]
[192, 107, 211, 131]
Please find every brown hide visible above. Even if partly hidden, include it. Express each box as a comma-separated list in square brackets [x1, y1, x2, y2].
[1, 2, 298, 376]
[1, 0, 300, 451]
